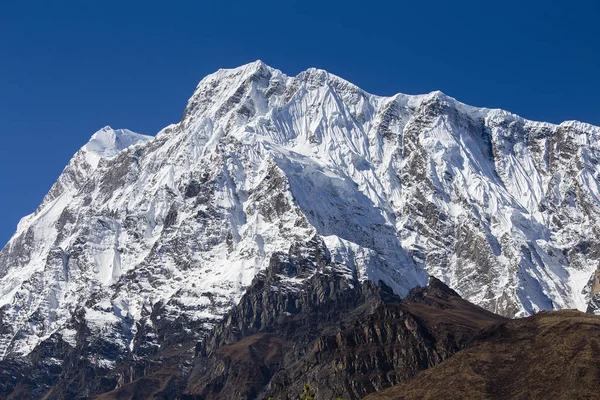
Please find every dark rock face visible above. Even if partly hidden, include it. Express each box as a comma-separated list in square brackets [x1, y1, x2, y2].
[183, 235, 398, 399]
[178, 240, 506, 400]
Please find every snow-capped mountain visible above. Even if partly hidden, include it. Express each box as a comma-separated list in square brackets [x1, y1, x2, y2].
[1, 60, 600, 367]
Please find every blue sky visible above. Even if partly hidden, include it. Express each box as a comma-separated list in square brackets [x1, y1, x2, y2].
[0, 0, 599, 245]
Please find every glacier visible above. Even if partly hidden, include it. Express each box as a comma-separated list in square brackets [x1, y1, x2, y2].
[1, 60, 600, 363]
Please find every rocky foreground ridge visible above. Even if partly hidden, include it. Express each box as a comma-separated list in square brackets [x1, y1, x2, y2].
[3, 237, 599, 399]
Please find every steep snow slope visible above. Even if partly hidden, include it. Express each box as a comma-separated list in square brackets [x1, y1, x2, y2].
[1, 61, 600, 365]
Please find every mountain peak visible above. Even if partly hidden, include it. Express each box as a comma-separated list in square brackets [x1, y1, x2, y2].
[426, 90, 452, 101]
[218, 59, 269, 75]
[427, 275, 460, 297]
[3, 62, 600, 391]
[82, 126, 152, 167]
[198, 60, 273, 86]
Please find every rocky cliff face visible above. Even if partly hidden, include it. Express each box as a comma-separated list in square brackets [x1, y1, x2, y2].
[100, 237, 506, 400]
[184, 236, 403, 399]
[2, 61, 600, 397]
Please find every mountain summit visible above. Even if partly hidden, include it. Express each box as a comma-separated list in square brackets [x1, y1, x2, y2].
[1, 61, 600, 374]
[83, 126, 152, 167]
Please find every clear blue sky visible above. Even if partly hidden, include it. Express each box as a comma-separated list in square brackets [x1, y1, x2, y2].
[1, 0, 599, 246]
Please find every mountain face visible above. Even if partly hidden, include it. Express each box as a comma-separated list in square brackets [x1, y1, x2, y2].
[54, 245, 508, 400]
[1, 61, 600, 396]
[182, 258, 507, 400]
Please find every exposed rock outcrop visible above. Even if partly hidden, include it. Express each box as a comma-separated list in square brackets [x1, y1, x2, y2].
[179, 240, 506, 400]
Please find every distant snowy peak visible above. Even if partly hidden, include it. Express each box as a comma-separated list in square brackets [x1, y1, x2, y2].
[83, 126, 152, 167]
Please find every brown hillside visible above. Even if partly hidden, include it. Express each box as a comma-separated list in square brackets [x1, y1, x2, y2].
[365, 310, 600, 400]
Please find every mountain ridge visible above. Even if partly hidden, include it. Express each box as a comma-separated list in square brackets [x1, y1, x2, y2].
[1, 61, 600, 396]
